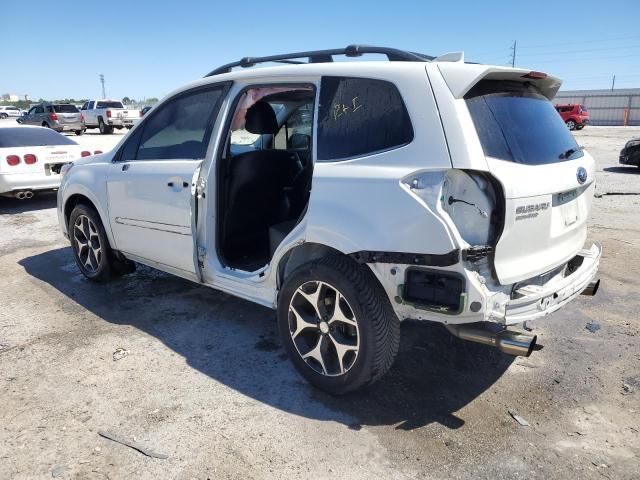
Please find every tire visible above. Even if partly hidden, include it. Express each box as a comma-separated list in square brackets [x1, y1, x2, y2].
[0, 113, 7, 119]
[576, 125, 584, 130]
[277, 255, 400, 394]
[98, 118, 112, 134]
[566, 119, 576, 130]
[42, 122, 50, 129]
[68, 203, 116, 282]
[75, 129, 83, 136]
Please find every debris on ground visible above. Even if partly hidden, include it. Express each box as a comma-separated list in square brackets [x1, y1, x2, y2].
[585, 322, 601, 333]
[622, 383, 634, 395]
[112, 347, 129, 361]
[508, 410, 530, 427]
[98, 430, 168, 459]
[51, 465, 64, 477]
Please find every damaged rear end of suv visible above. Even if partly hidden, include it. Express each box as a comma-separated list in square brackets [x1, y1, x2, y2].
[376, 60, 601, 361]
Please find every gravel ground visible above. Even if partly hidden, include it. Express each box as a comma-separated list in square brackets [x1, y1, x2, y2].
[0, 125, 638, 479]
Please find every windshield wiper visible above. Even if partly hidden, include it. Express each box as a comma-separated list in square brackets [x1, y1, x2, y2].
[559, 146, 584, 159]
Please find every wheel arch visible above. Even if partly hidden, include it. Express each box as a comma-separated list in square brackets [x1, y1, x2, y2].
[63, 189, 116, 248]
[276, 242, 386, 302]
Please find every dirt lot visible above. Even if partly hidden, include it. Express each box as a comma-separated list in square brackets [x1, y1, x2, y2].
[1, 125, 639, 479]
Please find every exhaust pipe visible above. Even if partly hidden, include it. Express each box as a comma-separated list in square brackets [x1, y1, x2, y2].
[581, 278, 600, 296]
[446, 324, 537, 357]
[15, 191, 26, 200]
[24, 190, 34, 199]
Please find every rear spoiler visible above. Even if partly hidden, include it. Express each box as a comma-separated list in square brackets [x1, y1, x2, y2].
[436, 63, 562, 100]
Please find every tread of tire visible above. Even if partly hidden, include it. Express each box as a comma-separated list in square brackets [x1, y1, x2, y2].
[316, 255, 400, 387]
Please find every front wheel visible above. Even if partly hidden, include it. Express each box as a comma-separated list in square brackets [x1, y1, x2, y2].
[0, 113, 7, 119]
[69, 204, 115, 282]
[277, 256, 400, 394]
[566, 119, 576, 130]
[75, 129, 84, 136]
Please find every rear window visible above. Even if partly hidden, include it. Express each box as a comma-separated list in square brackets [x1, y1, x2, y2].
[97, 101, 124, 109]
[317, 77, 413, 161]
[579, 104, 588, 112]
[53, 104, 79, 113]
[0, 128, 78, 147]
[466, 81, 583, 164]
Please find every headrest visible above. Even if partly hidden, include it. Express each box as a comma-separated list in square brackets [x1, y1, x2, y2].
[245, 101, 278, 134]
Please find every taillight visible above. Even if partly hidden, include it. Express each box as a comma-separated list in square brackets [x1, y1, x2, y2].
[24, 154, 37, 164]
[94, 150, 103, 155]
[6, 155, 20, 166]
[50, 112, 58, 121]
[522, 71, 547, 80]
[80, 114, 85, 122]
[81, 151, 91, 157]
[106, 110, 112, 118]
[140, 110, 143, 117]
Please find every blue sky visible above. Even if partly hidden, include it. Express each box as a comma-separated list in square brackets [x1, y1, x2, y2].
[4, 0, 639, 101]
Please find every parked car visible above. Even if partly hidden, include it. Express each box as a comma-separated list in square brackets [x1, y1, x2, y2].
[0, 126, 99, 198]
[81, 99, 139, 134]
[0, 106, 23, 118]
[140, 106, 153, 116]
[17, 103, 85, 135]
[57, 45, 601, 394]
[555, 104, 589, 130]
[619, 137, 640, 168]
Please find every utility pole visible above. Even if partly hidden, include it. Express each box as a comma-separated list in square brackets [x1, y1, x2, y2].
[99, 74, 106, 99]
[510, 40, 517, 68]
[611, 74, 616, 91]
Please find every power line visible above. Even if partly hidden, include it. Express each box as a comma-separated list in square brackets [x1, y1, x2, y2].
[518, 44, 640, 58]
[518, 35, 640, 49]
[525, 52, 640, 65]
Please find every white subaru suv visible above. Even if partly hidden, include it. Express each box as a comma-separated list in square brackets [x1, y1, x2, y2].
[57, 46, 601, 394]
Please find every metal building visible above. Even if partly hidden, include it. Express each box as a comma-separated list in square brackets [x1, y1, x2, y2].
[552, 88, 640, 126]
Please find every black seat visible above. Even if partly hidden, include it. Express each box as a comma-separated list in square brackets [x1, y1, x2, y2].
[222, 101, 297, 266]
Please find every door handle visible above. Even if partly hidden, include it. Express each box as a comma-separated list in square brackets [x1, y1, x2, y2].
[167, 181, 174, 187]
[121, 163, 129, 171]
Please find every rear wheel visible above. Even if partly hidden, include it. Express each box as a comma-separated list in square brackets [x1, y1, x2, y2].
[566, 119, 576, 130]
[42, 122, 50, 128]
[75, 129, 83, 136]
[98, 118, 112, 134]
[277, 256, 400, 394]
[576, 125, 584, 130]
[0, 113, 7, 119]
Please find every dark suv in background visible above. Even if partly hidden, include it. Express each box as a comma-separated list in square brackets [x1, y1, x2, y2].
[17, 103, 85, 135]
[555, 104, 589, 130]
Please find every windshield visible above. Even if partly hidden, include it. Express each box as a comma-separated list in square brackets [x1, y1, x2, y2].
[0, 128, 78, 147]
[53, 104, 79, 113]
[466, 80, 582, 164]
[96, 101, 124, 109]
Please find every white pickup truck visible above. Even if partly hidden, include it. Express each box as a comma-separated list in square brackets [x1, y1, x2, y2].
[80, 99, 139, 134]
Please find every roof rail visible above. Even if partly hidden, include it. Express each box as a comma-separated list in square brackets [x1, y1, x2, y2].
[204, 45, 434, 77]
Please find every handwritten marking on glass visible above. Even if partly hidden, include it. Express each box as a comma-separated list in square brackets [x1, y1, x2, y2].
[332, 96, 363, 120]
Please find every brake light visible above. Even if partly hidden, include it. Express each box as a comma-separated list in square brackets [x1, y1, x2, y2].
[80, 114, 85, 122]
[24, 154, 37, 164]
[522, 71, 547, 80]
[106, 110, 112, 118]
[6, 155, 20, 166]
[81, 151, 91, 157]
[50, 112, 58, 121]
[94, 150, 103, 155]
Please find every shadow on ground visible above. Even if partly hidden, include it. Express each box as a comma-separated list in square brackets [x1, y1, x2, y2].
[19, 247, 514, 430]
[603, 166, 639, 174]
[0, 191, 57, 214]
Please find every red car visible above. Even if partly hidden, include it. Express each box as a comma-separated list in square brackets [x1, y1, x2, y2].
[555, 104, 589, 130]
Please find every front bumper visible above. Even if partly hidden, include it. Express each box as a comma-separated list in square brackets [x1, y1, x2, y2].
[0, 171, 62, 195]
[497, 243, 601, 324]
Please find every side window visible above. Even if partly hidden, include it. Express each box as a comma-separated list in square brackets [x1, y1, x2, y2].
[88, 101, 95, 109]
[122, 85, 226, 161]
[35, 106, 44, 114]
[28, 107, 36, 115]
[81, 102, 88, 111]
[317, 77, 413, 161]
[274, 103, 313, 150]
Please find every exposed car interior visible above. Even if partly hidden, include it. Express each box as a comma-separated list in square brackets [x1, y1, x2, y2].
[218, 86, 315, 271]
